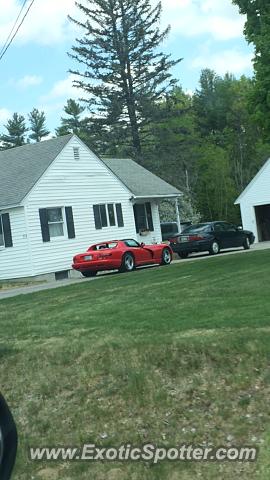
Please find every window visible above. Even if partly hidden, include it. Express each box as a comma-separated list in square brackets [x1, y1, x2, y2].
[107, 204, 116, 226]
[0, 216, 4, 247]
[133, 202, 154, 233]
[93, 204, 107, 229]
[222, 223, 237, 232]
[116, 203, 124, 227]
[0, 213, 13, 248]
[47, 208, 64, 237]
[93, 242, 118, 250]
[184, 223, 211, 233]
[39, 207, 75, 242]
[123, 239, 140, 248]
[214, 223, 224, 233]
[73, 147, 80, 161]
[93, 203, 124, 229]
[100, 205, 108, 227]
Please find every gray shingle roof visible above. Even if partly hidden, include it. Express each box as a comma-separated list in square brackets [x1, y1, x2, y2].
[0, 135, 73, 208]
[101, 157, 181, 198]
[0, 134, 181, 209]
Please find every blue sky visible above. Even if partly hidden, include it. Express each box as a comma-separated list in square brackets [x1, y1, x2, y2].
[0, 0, 254, 135]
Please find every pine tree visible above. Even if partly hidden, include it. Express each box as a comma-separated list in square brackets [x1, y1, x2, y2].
[55, 99, 85, 136]
[0, 113, 27, 149]
[69, 0, 181, 162]
[28, 108, 50, 142]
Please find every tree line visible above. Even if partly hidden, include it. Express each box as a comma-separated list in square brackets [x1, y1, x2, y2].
[1, 0, 269, 224]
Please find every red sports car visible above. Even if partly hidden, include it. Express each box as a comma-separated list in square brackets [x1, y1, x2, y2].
[72, 239, 173, 277]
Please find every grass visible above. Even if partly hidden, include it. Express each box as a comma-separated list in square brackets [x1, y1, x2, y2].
[1, 250, 270, 479]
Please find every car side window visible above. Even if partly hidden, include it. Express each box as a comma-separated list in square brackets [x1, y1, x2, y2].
[214, 223, 224, 233]
[223, 223, 237, 232]
[124, 239, 140, 248]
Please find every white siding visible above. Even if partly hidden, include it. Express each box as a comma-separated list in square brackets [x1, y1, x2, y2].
[0, 207, 32, 280]
[238, 160, 270, 242]
[240, 204, 257, 241]
[24, 137, 138, 276]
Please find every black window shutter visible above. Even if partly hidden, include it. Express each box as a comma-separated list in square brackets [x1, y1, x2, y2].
[146, 203, 154, 231]
[65, 207, 75, 239]
[116, 203, 124, 227]
[39, 208, 50, 242]
[2, 213, 13, 248]
[93, 205, 102, 230]
[133, 205, 139, 233]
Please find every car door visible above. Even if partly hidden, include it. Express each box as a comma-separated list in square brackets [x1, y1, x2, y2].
[124, 240, 153, 265]
[134, 244, 154, 265]
[213, 223, 227, 248]
[221, 223, 242, 248]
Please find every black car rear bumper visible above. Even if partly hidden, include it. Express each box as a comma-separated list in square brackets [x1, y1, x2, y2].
[170, 240, 212, 254]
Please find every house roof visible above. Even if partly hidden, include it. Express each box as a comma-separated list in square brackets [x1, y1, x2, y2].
[0, 135, 73, 208]
[235, 158, 270, 204]
[101, 157, 181, 198]
[0, 134, 181, 209]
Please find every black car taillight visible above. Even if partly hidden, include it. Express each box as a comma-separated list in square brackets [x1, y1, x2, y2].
[169, 236, 180, 243]
[188, 235, 205, 241]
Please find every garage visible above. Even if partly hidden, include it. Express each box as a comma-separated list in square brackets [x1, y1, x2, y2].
[255, 204, 270, 241]
[235, 158, 270, 243]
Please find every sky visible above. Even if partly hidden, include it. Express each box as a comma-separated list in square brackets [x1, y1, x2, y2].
[0, 0, 254, 134]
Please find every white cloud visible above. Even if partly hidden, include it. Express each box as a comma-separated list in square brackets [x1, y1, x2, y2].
[12, 74, 43, 89]
[0, 0, 79, 46]
[0, 0, 245, 49]
[160, 0, 245, 41]
[191, 48, 253, 76]
[40, 74, 81, 102]
[38, 75, 83, 131]
[0, 108, 12, 123]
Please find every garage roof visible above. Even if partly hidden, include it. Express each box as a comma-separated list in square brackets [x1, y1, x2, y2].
[235, 158, 270, 204]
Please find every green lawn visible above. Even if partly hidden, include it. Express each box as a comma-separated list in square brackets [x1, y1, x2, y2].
[1, 250, 270, 479]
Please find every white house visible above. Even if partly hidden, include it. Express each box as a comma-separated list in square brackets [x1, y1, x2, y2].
[235, 158, 270, 243]
[0, 134, 181, 280]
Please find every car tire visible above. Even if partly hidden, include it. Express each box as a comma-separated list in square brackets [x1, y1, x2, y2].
[243, 237, 250, 250]
[161, 248, 172, 265]
[82, 271, 97, 277]
[209, 240, 220, 255]
[119, 253, 135, 272]
[178, 252, 189, 259]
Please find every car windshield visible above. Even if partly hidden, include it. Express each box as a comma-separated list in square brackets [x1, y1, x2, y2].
[182, 224, 211, 234]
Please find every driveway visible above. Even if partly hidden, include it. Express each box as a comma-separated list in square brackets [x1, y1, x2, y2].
[1, 242, 270, 300]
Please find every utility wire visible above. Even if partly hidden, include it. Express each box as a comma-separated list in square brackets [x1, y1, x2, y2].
[0, 0, 36, 62]
[0, 0, 29, 58]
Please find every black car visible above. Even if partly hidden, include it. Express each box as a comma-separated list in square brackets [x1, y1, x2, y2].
[169, 221, 255, 258]
[160, 221, 192, 241]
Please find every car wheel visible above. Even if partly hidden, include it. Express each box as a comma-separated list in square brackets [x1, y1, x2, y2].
[243, 237, 250, 250]
[120, 253, 135, 272]
[161, 248, 172, 265]
[82, 271, 97, 277]
[178, 252, 189, 259]
[209, 240, 220, 255]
